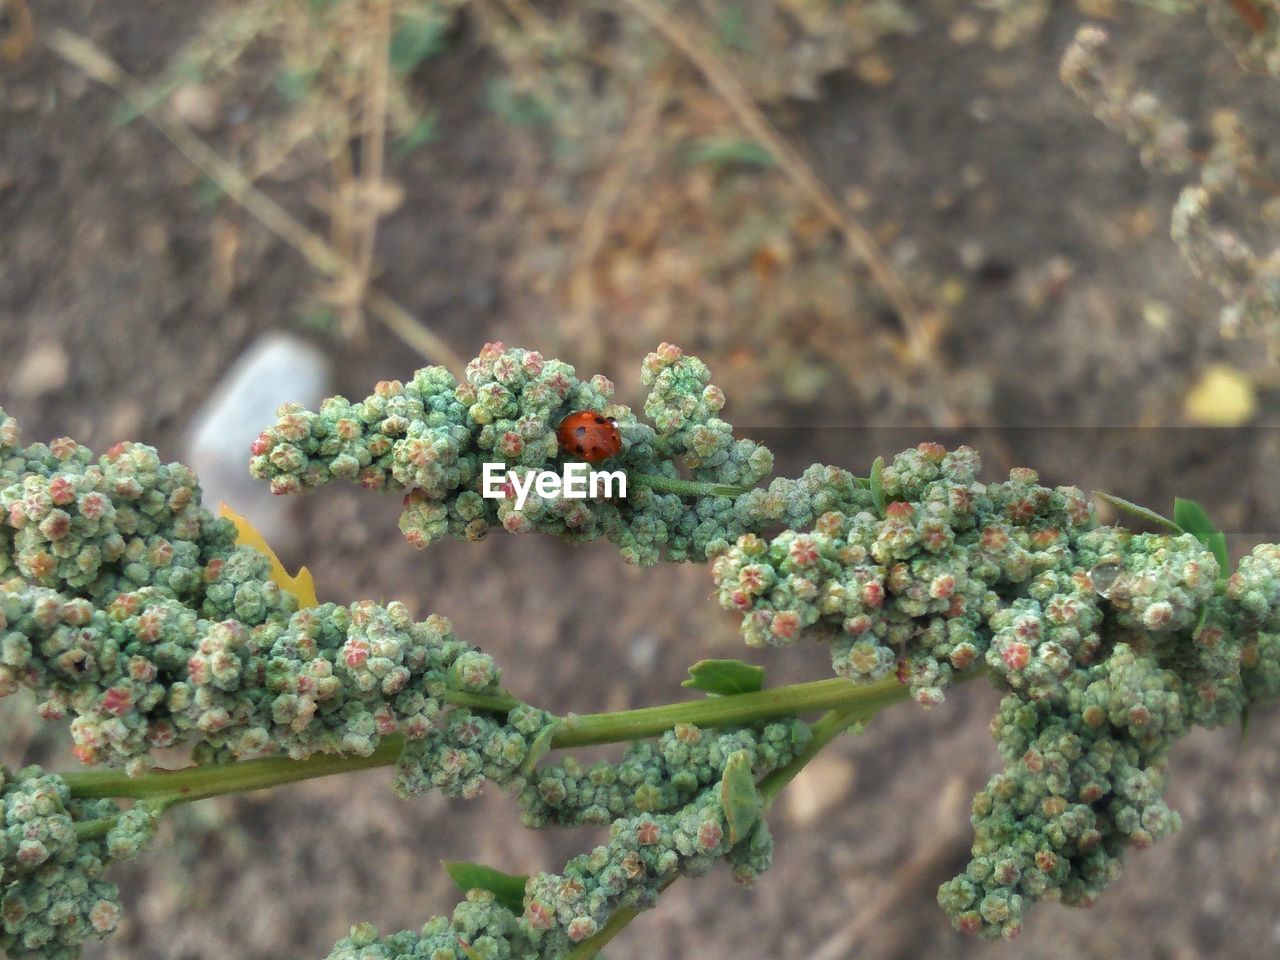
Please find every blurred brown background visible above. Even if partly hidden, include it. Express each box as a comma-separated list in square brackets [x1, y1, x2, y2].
[3, 1, 1280, 957]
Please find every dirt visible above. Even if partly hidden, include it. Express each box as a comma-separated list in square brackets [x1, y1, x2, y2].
[3, 2, 1280, 959]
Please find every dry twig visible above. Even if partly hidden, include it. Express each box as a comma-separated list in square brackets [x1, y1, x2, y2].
[617, 0, 932, 363]
[44, 25, 464, 373]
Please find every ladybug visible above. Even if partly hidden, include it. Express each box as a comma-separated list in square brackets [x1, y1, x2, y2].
[557, 411, 622, 463]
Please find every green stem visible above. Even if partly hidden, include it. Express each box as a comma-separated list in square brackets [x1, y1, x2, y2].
[758, 707, 864, 804]
[566, 876, 679, 960]
[64, 676, 915, 803]
[66, 738, 404, 803]
[630, 473, 753, 498]
[73, 814, 119, 842]
[556, 676, 909, 746]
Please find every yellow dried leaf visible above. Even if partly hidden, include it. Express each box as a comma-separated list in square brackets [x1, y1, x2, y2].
[218, 502, 318, 609]
[1184, 364, 1257, 427]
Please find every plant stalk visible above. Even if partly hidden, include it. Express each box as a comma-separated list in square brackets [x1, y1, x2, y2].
[64, 675, 916, 803]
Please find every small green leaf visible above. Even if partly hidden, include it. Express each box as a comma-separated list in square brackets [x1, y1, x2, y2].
[485, 79, 553, 126]
[1173, 498, 1230, 576]
[682, 659, 765, 696]
[1173, 498, 1214, 539]
[1192, 602, 1209, 639]
[1095, 493, 1182, 534]
[716, 8, 751, 51]
[273, 67, 314, 104]
[684, 137, 776, 170]
[390, 13, 450, 76]
[869, 456, 886, 518]
[443, 861, 528, 913]
[720, 751, 764, 845]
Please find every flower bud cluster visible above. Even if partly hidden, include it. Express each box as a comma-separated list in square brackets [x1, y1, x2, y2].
[394, 704, 554, 801]
[325, 893, 538, 960]
[639, 342, 773, 487]
[248, 343, 861, 564]
[520, 783, 766, 955]
[708, 438, 1280, 936]
[517, 719, 811, 828]
[713, 443, 1096, 705]
[0, 767, 127, 960]
[0, 575, 501, 770]
[0, 422, 243, 608]
[329, 733, 780, 960]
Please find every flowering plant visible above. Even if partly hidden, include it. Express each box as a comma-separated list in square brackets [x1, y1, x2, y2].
[1, 342, 1277, 959]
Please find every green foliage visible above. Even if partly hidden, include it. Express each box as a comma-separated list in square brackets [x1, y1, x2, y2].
[681, 659, 766, 696]
[684, 137, 776, 170]
[1096, 492, 1182, 533]
[869, 454, 886, 518]
[485, 78, 554, 127]
[443, 862, 528, 913]
[389, 11, 450, 75]
[719, 751, 763, 844]
[1173, 497, 1229, 577]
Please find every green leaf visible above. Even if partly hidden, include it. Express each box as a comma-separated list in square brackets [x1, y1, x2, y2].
[1095, 493, 1182, 534]
[1173, 498, 1230, 576]
[682, 659, 765, 696]
[715, 8, 751, 51]
[720, 751, 764, 846]
[457, 941, 484, 960]
[1192, 602, 1209, 639]
[869, 456, 886, 518]
[443, 861, 528, 914]
[485, 79, 553, 126]
[390, 13, 450, 76]
[684, 137, 776, 170]
[273, 67, 314, 104]
[1173, 497, 1214, 539]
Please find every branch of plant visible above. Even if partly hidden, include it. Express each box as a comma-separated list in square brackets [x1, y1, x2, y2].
[61, 674, 929, 805]
[42, 26, 464, 373]
[344, 0, 393, 343]
[630, 473, 755, 498]
[565, 704, 887, 958]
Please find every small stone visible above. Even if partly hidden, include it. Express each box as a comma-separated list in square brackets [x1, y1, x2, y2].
[187, 333, 330, 549]
[784, 754, 855, 825]
[170, 85, 221, 131]
[1184, 363, 1256, 427]
[9, 341, 70, 397]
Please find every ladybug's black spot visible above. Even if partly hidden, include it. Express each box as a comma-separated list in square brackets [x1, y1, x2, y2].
[575, 426, 587, 437]
[594, 416, 605, 424]
[575, 444, 585, 454]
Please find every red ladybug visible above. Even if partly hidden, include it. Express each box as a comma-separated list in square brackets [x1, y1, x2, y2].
[557, 411, 622, 463]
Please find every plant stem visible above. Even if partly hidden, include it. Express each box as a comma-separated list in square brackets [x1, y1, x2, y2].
[556, 676, 909, 747]
[73, 815, 119, 842]
[63, 676, 917, 803]
[630, 473, 753, 498]
[758, 707, 864, 804]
